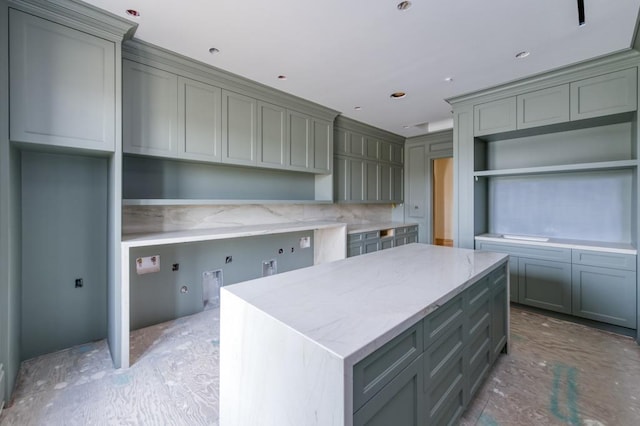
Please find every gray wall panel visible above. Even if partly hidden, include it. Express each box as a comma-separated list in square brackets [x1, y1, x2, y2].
[129, 231, 314, 330]
[21, 152, 108, 360]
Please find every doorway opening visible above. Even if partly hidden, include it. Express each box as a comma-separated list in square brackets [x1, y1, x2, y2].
[432, 157, 454, 246]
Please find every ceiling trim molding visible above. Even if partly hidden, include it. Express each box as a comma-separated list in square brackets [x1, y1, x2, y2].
[446, 49, 640, 106]
[122, 39, 340, 122]
[8, 0, 137, 42]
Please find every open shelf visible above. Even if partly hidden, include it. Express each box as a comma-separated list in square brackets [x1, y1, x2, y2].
[122, 199, 333, 206]
[474, 159, 637, 178]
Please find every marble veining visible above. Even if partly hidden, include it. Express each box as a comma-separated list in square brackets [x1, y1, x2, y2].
[123, 204, 393, 234]
[222, 244, 507, 365]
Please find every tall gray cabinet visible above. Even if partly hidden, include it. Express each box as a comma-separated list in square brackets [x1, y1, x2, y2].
[449, 50, 640, 339]
[334, 116, 405, 204]
[0, 0, 134, 406]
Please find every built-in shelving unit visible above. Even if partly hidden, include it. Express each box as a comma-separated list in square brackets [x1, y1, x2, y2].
[473, 159, 637, 178]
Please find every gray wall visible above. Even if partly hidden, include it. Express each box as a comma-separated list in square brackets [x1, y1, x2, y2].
[129, 231, 314, 330]
[0, 0, 21, 405]
[21, 151, 108, 360]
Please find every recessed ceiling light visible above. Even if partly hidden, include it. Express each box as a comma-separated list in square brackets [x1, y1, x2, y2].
[354, 106, 362, 111]
[403, 125, 410, 129]
[390, 92, 406, 99]
[277, 75, 287, 80]
[208, 47, 220, 54]
[444, 77, 454, 83]
[397, 1, 412, 11]
[125, 9, 140, 17]
[515, 51, 530, 59]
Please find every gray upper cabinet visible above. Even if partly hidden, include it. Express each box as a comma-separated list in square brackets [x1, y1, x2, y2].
[570, 68, 638, 121]
[311, 118, 332, 173]
[222, 90, 257, 166]
[516, 85, 570, 129]
[178, 77, 222, 162]
[473, 97, 517, 136]
[288, 110, 310, 170]
[334, 117, 404, 203]
[123, 60, 178, 157]
[257, 101, 287, 168]
[406, 144, 426, 218]
[10, 9, 116, 151]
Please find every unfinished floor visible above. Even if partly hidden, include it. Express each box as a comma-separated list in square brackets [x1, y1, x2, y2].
[1, 305, 639, 425]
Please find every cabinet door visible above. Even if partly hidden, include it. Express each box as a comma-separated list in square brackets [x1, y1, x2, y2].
[334, 156, 350, 201]
[348, 243, 364, 257]
[406, 233, 418, 244]
[364, 239, 380, 254]
[570, 68, 638, 120]
[350, 158, 366, 202]
[518, 258, 572, 314]
[123, 60, 178, 157]
[222, 90, 257, 166]
[365, 161, 379, 202]
[407, 145, 426, 218]
[353, 355, 424, 426]
[381, 238, 393, 250]
[177, 77, 222, 162]
[391, 144, 404, 164]
[257, 102, 287, 168]
[473, 97, 517, 136]
[10, 9, 115, 151]
[391, 166, 403, 203]
[379, 141, 392, 162]
[335, 128, 349, 155]
[311, 118, 332, 173]
[517, 84, 570, 129]
[379, 164, 392, 202]
[365, 137, 379, 160]
[572, 265, 636, 328]
[288, 110, 311, 170]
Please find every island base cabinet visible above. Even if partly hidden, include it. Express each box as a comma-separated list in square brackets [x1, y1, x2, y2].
[353, 355, 425, 426]
[518, 257, 572, 314]
[572, 265, 637, 328]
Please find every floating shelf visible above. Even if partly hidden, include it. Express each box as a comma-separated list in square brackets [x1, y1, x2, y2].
[473, 159, 637, 178]
[122, 199, 333, 206]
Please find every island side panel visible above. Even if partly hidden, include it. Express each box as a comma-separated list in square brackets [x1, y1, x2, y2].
[220, 289, 346, 426]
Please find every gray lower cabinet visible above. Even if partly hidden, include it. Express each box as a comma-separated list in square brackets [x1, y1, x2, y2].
[476, 240, 637, 329]
[10, 9, 116, 151]
[349, 226, 418, 257]
[572, 261, 637, 328]
[354, 354, 425, 426]
[518, 257, 572, 314]
[353, 263, 508, 425]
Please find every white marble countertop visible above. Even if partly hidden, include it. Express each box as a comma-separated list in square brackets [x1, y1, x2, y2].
[346, 221, 418, 234]
[121, 220, 346, 248]
[222, 243, 507, 365]
[475, 233, 637, 255]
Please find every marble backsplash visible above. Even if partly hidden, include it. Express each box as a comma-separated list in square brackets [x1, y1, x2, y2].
[123, 204, 395, 234]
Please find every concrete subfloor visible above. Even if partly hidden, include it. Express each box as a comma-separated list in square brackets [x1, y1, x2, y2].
[1, 305, 639, 425]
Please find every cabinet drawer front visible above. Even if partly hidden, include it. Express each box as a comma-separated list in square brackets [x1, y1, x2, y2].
[517, 84, 570, 129]
[353, 323, 423, 411]
[395, 226, 408, 235]
[570, 68, 638, 120]
[353, 354, 425, 425]
[572, 265, 637, 328]
[467, 321, 491, 400]
[348, 233, 364, 243]
[424, 293, 464, 348]
[473, 97, 517, 136]
[364, 231, 380, 240]
[572, 250, 636, 271]
[467, 275, 491, 309]
[425, 352, 464, 424]
[476, 242, 571, 262]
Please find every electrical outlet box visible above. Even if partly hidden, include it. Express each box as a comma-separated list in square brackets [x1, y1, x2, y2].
[136, 255, 160, 275]
[299, 236, 311, 248]
[262, 259, 277, 276]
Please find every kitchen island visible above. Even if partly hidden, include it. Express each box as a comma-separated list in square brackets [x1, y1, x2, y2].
[220, 244, 509, 425]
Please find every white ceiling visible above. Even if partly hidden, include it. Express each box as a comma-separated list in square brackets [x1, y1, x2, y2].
[84, 0, 640, 138]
